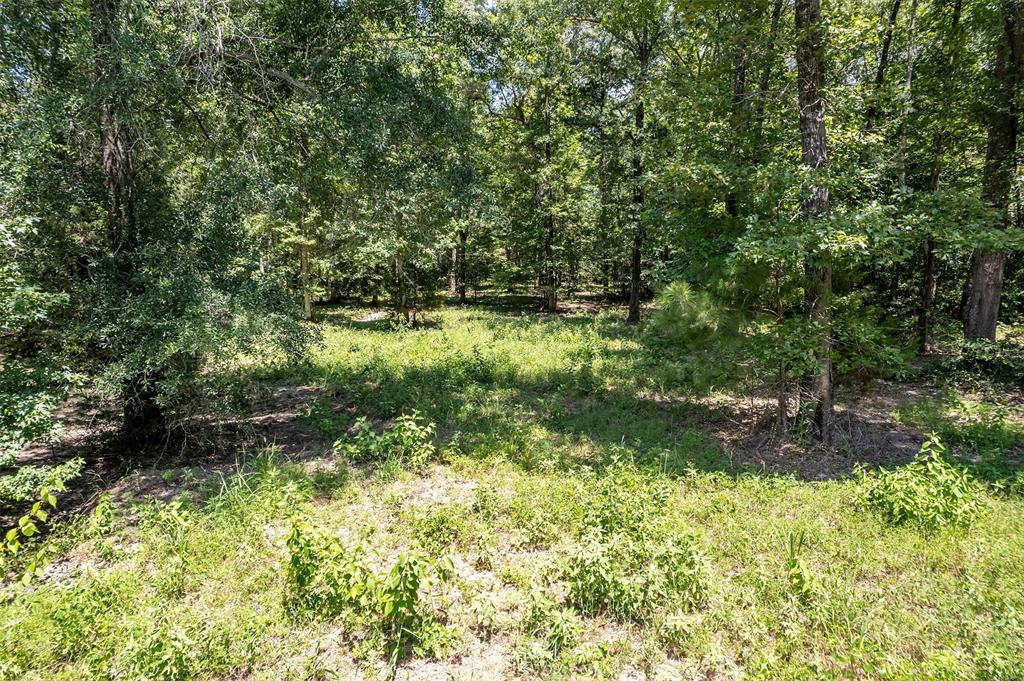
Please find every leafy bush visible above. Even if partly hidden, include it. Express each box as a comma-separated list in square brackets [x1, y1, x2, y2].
[285, 519, 378, 620]
[410, 504, 470, 556]
[564, 531, 704, 622]
[857, 435, 984, 530]
[937, 337, 1024, 388]
[285, 519, 452, 664]
[586, 460, 671, 540]
[522, 589, 581, 658]
[0, 458, 83, 505]
[563, 462, 706, 622]
[334, 410, 436, 469]
[832, 300, 907, 378]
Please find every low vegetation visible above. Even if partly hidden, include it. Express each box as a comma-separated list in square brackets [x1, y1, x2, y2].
[2, 307, 1023, 679]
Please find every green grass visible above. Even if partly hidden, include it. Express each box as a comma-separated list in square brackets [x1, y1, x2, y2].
[3, 305, 1024, 679]
[892, 386, 1024, 487]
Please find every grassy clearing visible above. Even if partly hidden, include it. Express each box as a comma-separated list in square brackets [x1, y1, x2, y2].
[3, 305, 1024, 680]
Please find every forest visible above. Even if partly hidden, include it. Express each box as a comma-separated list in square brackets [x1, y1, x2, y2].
[2, 0, 1024, 678]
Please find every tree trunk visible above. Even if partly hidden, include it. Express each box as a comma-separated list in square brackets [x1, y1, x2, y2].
[753, 0, 784, 139]
[865, 0, 902, 127]
[918, 0, 962, 353]
[627, 95, 645, 324]
[963, 0, 1023, 340]
[91, 0, 165, 444]
[396, 251, 409, 323]
[540, 102, 558, 312]
[796, 0, 834, 444]
[448, 247, 458, 295]
[896, 0, 919, 187]
[726, 23, 749, 219]
[299, 197, 313, 321]
[544, 210, 557, 312]
[457, 227, 467, 303]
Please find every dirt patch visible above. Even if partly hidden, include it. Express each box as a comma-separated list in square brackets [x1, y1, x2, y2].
[693, 379, 943, 481]
[4, 384, 329, 525]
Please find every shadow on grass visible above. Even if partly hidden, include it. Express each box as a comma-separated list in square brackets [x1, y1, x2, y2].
[233, 302, 1024, 486]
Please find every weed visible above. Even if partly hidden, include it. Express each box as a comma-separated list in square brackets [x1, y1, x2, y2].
[410, 504, 469, 556]
[586, 459, 671, 540]
[334, 411, 437, 470]
[121, 622, 194, 681]
[784, 531, 817, 606]
[285, 519, 453, 666]
[523, 588, 581, 657]
[469, 591, 502, 639]
[857, 435, 984, 530]
[564, 530, 705, 622]
[893, 390, 1022, 457]
[471, 483, 500, 521]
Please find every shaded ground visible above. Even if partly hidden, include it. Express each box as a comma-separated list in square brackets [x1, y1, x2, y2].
[9, 324, 997, 533]
[5, 385, 329, 525]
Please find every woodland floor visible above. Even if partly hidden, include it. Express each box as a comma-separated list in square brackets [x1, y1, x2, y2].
[2, 300, 1024, 680]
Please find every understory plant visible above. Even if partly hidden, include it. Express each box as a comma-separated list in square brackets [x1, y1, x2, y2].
[285, 518, 452, 664]
[334, 410, 437, 470]
[857, 434, 984, 530]
[563, 461, 706, 622]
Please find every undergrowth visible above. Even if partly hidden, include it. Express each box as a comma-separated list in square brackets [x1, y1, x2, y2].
[857, 435, 985, 530]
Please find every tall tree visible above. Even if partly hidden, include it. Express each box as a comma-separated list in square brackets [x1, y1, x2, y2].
[962, 0, 1024, 340]
[866, 0, 903, 127]
[596, 0, 668, 324]
[795, 0, 834, 443]
[88, 0, 164, 442]
[918, 0, 963, 352]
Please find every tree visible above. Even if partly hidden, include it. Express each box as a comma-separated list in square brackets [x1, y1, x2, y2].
[593, 0, 670, 323]
[795, 0, 834, 443]
[962, 0, 1024, 340]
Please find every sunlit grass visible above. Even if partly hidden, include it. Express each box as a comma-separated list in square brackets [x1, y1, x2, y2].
[3, 306, 1024, 679]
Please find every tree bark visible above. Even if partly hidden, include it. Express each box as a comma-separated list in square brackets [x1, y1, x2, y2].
[918, 0, 962, 353]
[299, 196, 313, 321]
[753, 0, 784, 139]
[796, 0, 834, 444]
[896, 0, 919, 187]
[627, 96, 645, 324]
[91, 0, 165, 444]
[457, 227, 467, 304]
[726, 23, 749, 219]
[542, 102, 558, 313]
[963, 0, 1024, 340]
[544, 211, 557, 312]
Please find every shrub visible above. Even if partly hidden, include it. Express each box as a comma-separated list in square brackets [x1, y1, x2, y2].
[410, 504, 470, 556]
[936, 337, 1024, 389]
[334, 410, 436, 469]
[0, 457, 83, 504]
[563, 462, 706, 622]
[831, 296, 907, 378]
[284, 519, 377, 620]
[586, 460, 671, 541]
[522, 589, 581, 657]
[784, 531, 817, 606]
[284, 519, 452, 665]
[857, 435, 984, 530]
[564, 530, 704, 622]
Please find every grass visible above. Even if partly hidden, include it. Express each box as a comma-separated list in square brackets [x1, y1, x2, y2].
[2, 304, 1024, 679]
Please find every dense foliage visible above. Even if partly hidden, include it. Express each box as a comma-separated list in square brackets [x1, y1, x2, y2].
[2, 0, 1022, 465]
[2, 0, 1024, 673]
